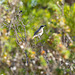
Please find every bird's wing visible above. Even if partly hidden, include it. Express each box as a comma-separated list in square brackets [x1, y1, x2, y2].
[34, 28, 40, 35]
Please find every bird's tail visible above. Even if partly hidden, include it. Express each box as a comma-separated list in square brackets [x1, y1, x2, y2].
[32, 35, 37, 39]
[32, 36, 35, 39]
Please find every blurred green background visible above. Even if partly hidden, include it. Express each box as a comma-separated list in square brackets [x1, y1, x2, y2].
[0, 0, 75, 75]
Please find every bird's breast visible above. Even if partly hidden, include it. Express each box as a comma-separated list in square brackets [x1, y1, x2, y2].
[38, 28, 43, 36]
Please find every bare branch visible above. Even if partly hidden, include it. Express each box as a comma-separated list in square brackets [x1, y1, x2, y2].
[66, 33, 73, 44]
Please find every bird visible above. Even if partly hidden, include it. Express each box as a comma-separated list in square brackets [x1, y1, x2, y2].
[32, 25, 46, 39]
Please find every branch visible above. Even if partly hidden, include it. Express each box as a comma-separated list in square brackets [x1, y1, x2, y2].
[66, 33, 73, 44]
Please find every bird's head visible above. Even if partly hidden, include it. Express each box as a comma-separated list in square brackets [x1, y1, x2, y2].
[40, 25, 46, 28]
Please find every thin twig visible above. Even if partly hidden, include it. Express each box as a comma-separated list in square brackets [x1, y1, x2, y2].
[19, 19, 27, 42]
[66, 33, 73, 44]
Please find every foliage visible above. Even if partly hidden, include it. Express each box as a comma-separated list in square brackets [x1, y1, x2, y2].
[64, 3, 75, 37]
[0, 0, 75, 75]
